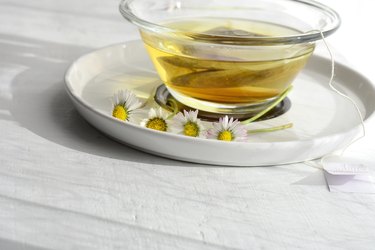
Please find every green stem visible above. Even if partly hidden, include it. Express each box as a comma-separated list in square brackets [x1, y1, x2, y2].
[241, 85, 293, 125]
[248, 123, 293, 134]
[166, 98, 179, 119]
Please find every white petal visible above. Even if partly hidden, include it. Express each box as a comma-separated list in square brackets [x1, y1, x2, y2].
[169, 123, 184, 134]
[197, 123, 206, 138]
[222, 116, 230, 130]
[174, 112, 187, 124]
[156, 107, 162, 117]
[206, 128, 218, 139]
[124, 90, 142, 111]
[161, 108, 171, 119]
[231, 123, 248, 142]
[189, 110, 199, 122]
[227, 117, 235, 128]
[183, 110, 190, 118]
[148, 108, 157, 118]
[212, 122, 222, 133]
[140, 118, 149, 127]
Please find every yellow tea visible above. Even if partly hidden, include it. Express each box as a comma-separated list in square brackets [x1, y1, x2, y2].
[141, 18, 314, 104]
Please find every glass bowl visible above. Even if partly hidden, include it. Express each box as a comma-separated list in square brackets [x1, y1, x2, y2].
[119, 0, 340, 114]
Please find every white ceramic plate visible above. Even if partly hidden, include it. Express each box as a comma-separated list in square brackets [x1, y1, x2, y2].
[65, 40, 375, 166]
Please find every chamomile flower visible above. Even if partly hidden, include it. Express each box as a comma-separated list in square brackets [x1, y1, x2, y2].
[111, 89, 142, 122]
[207, 116, 248, 142]
[141, 107, 170, 132]
[170, 110, 205, 137]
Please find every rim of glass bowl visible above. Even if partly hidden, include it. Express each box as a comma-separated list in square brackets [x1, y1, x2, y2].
[119, 0, 341, 45]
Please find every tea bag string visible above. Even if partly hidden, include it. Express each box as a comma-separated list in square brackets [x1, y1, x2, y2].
[304, 31, 366, 169]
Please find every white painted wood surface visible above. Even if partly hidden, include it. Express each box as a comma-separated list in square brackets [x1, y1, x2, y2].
[1, 0, 375, 249]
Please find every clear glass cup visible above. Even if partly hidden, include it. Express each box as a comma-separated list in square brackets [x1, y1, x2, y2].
[119, 0, 340, 114]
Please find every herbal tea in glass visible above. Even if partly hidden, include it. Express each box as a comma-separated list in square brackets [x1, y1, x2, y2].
[119, 0, 340, 114]
[141, 18, 314, 111]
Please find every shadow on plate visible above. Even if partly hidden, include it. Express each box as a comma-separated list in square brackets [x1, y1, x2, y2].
[0, 34, 198, 167]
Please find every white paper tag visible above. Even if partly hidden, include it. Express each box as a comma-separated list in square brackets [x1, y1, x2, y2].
[324, 171, 375, 193]
[324, 158, 369, 175]
[322, 156, 375, 193]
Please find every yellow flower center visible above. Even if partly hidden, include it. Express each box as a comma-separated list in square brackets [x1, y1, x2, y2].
[218, 130, 233, 141]
[183, 121, 199, 137]
[112, 105, 128, 121]
[146, 118, 167, 131]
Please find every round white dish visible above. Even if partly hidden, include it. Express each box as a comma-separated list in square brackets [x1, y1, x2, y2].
[65, 40, 375, 166]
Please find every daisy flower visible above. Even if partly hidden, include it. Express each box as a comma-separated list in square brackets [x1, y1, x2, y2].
[111, 89, 142, 122]
[207, 116, 248, 142]
[141, 107, 170, 132]
[170, 110, 205, 137]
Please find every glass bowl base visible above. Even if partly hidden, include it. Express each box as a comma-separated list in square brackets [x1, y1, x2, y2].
[155, 84, 291, 121]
